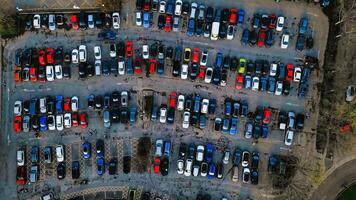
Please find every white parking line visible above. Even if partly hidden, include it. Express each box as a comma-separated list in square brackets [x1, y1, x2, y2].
[7, 88, 9, 101]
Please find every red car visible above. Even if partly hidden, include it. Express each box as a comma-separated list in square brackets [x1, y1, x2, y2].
[168, 91, 177, 108]
[125, 41, 133, 57]
[229, 8, 238, 24]
[14, 67, 22, 82]
[38, 49, 46, 65]
[164, 15, 172, 32]
[134, 58, 142, 75]
[198, 66, 205, 79]
[262, 108, 271, 125]
[72, 112, 79, 127]
[16, 166, 27, 185]
[235, 74, 244, 90]
[64, 97, 71, 111]
[149, 59, 157, 74]
[286, 64, 294, 81]
[143, 0, 151, 11]
[29, 67, 37, 82]
[191, 48, 200, 63]
[153, 157, 160, 173]
[38, 65, 46, 83]
[80, 112, 88, 128]
[71, 15, 79, 30]
[269, 14, 277, 29]
[257, 30, 266, 47]
[46, 48, 55, 64]
[14, 116, 22, 133]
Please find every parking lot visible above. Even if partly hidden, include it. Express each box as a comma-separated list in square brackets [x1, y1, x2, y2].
[0, 0, 329, 200]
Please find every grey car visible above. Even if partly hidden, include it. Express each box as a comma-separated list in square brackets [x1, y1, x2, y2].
[43, 146, 52, 164]
[103, 110, 111, 128]
[121, 91, 129, 107]
[29, 165, 39, 183]
[245, 122, 253, 139]
[22, 115, 30, 133]
[173, 16, 180, 32]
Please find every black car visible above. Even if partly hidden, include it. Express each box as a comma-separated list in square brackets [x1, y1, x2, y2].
[179, 143, 187, 159]
[251, 169, 259, 185]
[96, 139, 105, 158]
[79, 12, 87, 30]
[109, 158, 117, 175]
[86, 64, 95, 77]
[262, 61, 269, 75]
[212, 69, 221, 85]
[251, 152, 260, 169]
[223, 56, 230, 69]
[230, 57, 238, 71]
[296, 114, 305, 130]
[255, 60, 263, 75]
[87, 94, 95, 109]
[166, 46, 173, 59]
[117, 41, 125, 58]
[196, 20, 204, 36]
[249, 30, 258, 46]
[136, 0, 143, 10]
[102, 61, 110, 76]
[221, 69, 228, 85]
[190, 63, 198, 80]
[158, 15, 165, 29]
[201, 162, 208, 175]
[184, 96, 193, 111]
[160, 157, 169, 176]
[23, 100, 30, 113]
[216, 163, 223, 179]
[208, 99, 217, 114]
[150, 43, 158, 57]
[221, 8, 229, 23]
[142, 192, 151, 200]
[261, 14, 269, 29]
[167, 107, 175, 124]
[79, 63, 86, 79]
[158, 45, 165, 58]
[62, 65, 71, 79]
[123, 156, 131, 174]
[57, 163, 66, 179]
[55, 47, 63, 64]
[306, 36, 314, 49]
[265, 30, 274, 47]
[204, 23, 211, 37]
[253, 124, 261, 139]
[283, 81, 290, 96]
[190, 112, 199, 126]
[172, 61, 180, 77]
[218, 23, 227, 39]
[296, 34, 305, 52]
[31, 116, 39, 131]
[120, 108, 129, 123]
[206, 7, 214, 23]
[72, 161, 80, 179]
[95, 95, 103, 110]
[40, 14, 48, 29]
[182, 2, 190, 15]
[246, 61, 255, 75]
[95, 13, 103, 28]
[110, 58, 118, 76]
[214, 118, 222, 131]
[152, 0, 158, 12]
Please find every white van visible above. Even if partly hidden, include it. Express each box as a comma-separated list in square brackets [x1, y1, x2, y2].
[210, 22, 220, 41]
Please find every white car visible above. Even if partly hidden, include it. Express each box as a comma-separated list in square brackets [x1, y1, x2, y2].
[232, 166, 239, 182]
[275, 81, 283, 96]
[55, 65, 62, 79]
[94, 46, 101, 60]
[64, 113, 72, 128]
[196, 145, 205, 161]
[17, 149, 25, 166]
[48, 115, 56, 130]
[177, 159, 184, 174]
[71, 96, 79, 111]
[242, 151, 250, 167]
[200, 51, 208, 66]
[159, 107, 167, 123]
[242, 167, 250, 183]
[270, 63, 277, 76]
[346, 85, 355, 102]
[174, 0, 183, 15]
[201, 99, 209, 114]
[181, 64, 188, 79]
[227, 25, 235, 40]
[79, 45, 87, 62]
[110, 44, 116, 58]
[142, 45, 149, 59]
[39, 98, 46, 113]
[204, 67, 213, 83]
[56, 114, 64, 131]
[276, 16, 285, 31]
[112, 12, 120, 29]
[135, 11, 142, 26]
[200, 162, 208, 177]
[182, 111, 190, 129]
[190, 2, 198, 19]
[56, 145, 64, 162]
[223, 151, 230, 165]
[284, 130, 294, 146]
[118, 59, 125, 75]
[48, 14, 56, 31]
[87, 14, 95, 29]
[71, 49, 79, 63]
[14, 101, 22, 116]
[159, 0, 166, 13]
[252, 76, 260, 91]
[95, 60, 101, 76]
[281, 34, 289, 49]
[192, 165, 200, 176]
[177, 95, 185, 110]
[294, 66, 302, 82]
[33, 14, 41, 29]
[184, 159, 193, 176]
[46, 65, 54, 81]
[155, 139, 163, 156]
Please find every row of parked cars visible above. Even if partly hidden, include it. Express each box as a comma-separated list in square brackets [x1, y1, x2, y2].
[26, 12, 120, 31]
[13, 96, 87, 133]
[86, 91, 137, 127]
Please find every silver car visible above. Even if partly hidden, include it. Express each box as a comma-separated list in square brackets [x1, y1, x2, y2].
[103, 110, 111, 128]
[244, 122, 253, 139]
[22, 115, 30, 133]
[121, 91, 129, 107]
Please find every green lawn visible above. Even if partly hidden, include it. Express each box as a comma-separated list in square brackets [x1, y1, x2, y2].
[338, 183, 356, 200]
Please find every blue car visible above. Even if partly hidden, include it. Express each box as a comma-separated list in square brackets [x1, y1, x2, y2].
[225, 101, 232, 117]
[193, 95, 201, 113]
[299, 17, 308, 34]
[199, 115, 206, 129]
[98, 31, 116, 40]
[241, 101, 249, 117]
[253, 14, 261, 29]
[129, 107, 137, 124]
[230, 117, 238, 135]
[215, 53, 223, 68]
[260, 76, 268, 91]
[102, 61, 110, 76]
[126, 57, 133, 75]
[302, 67, 311, 82]
[222, 118, 230, 134]
[278, 63, 286, 80]
[234, 149, 242, 165]
[187, 19, 195, 37]
[143, 12, 150, 28]
[296, 34, 305, 52]
[166, 0, 174, 15]
[97, 158, 105, 176]
[188, 143, 196, 159]
[206, 143, 214, 163]
[164, 140, 171, 157]
[244, 75, 252, 89]
[40, 115, 47, 132]
[82, 142, 91, 159]
[55, 95, 63, 113]
[262, 125, 269, 138]
[268, 77, 276, 93]
[175, 46, 182, 62]
[241, 29, 249, 45]
[237, 9, 245, 25]
[208, 99, 217, 114]
[31, 146, 39, 163]
[253, 124, 261, 139]
[208, 163, 216, 179]
[157, 59, 165, 75]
